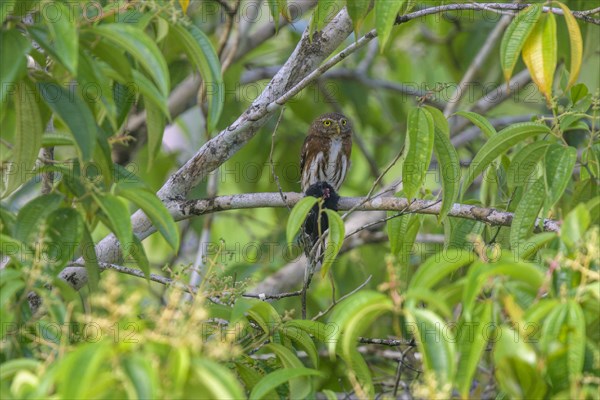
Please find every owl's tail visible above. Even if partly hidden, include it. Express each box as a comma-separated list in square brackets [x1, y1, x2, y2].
[301, 181, 340, 273]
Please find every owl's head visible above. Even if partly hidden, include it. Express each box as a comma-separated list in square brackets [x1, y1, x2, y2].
[311, 112, 352, 137]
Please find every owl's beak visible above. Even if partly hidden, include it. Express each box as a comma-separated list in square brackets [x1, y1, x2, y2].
[335, 123, 341, 136]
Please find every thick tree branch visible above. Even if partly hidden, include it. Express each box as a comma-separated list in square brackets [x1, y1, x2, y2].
[175, 192, 561, 232]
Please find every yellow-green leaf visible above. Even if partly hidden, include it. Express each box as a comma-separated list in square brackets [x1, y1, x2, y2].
[522, 13, 557, 104]
[320, 209, 344, 277]
[375, 0, 405, 50]
[286, 196, 319, 246]
[553, 2, 583, 90]
[500, 4, 542, 83]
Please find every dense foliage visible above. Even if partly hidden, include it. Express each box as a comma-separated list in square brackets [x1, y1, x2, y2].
[1, 0, 599, 398]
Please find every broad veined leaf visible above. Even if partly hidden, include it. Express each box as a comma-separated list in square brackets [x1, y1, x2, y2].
[454, 111, 497, 138]
[309, 0, 340, 35]
[493, 325, 546, 399]
[193, 359, 245, 400]
[77, 50, 117, 129]
[249, 367, 323, 400]
[404, 287, 453, 319]
[266, 0, 289, 32]
[2, 82, 44, 198]
[42, 1, 78, 74]
[403, 107, 435, 199]
[283, 320, 337, 344]
[507, 140, 551, 188]
[92, 193, 134, 261]
[408, 247, 474, 291]
[14, 193, 63, 243]
[456, 301, 493, 398]
[522, 12, 557, 104]
[561, 203, 590, 249]
[81, 224, 100, 289]
[280, 326, 319, 367]
[144, 101, 166, 170]
[387, 212, 420, 262]
[346, 0, 371, 35]
[116, 184, 179, 251]
[44, 208, 84, 269]
[327, 291, 392, 358]
[433, 126, 461, 221]
[56, 342, 109, 399]
[375, 0, 405, 50]
[461, 122, 551, 197]
[261, 343, 316, 399]
[462, 259, 544, 319]
[0, 30, 31, 108]
[405, 308, 456, 390]
[127, 234, 150, 280]
[553, 2, 583, 90]
[88, 24, 170, 97]
[512, 231, 556, 260]
[544, 144, 577, 212]
[540, 300, 586, 385]
[234, 360, 263, 394]
[320, 209, 345, 277]
[243, 299, 283, 337]
[38, 82, 97, 161]
[500, 4, 542, 83]
[286, 196, 319, 246]
[510, 176, 545, 247]
[170, 23, 223, 132]
[122, 354, 158, 400]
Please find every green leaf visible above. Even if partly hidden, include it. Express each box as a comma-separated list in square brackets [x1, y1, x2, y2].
[286, 196, 319, 245]
[561, 203, 590, 249]
[405, 308, 456, 390]
[116, 185, 179, 251]
[193, 359, 245, 400]
[500, 4, 543, 83]
[88, 24, 170, 97]
[81, 224, 100, 289]
[128, 234, 150, 280]
[512, 231, 557, 260]
[77, 50, 117, 129]
[494, 325, 546, 399]
[404, 287, 453, 319]
[129, 69, 170, 117]
[145, 98, 166, 169]
[375, 0, 405, 50]
[283, 320, 337, 344]
[403, 107, 435, 199]
[42, 2, 78, 74]
[14, 193, 63, 243]
[461, 122, 551, 197]
[170, 23, 223, 132]
[327, 291, 392, 358]
[320, 209, 345, 277]
[262, 343, 316, 399]
[57, 342, 109, 399]
[0, 30, 31, 108]
[44, 208, 83, 269]
[309, 0, 339, 35]
[38, 82, 97, 161]
[346, 0, 371, 35]
[250, 368, 323, 400]
[553, 3, 583, 90]
[510, 176, 545, 246]
[242, 299, 282, 336]
[507, 141, 551, 188]
[2, 82, 44, 198]
[454, 111, 497, 138]
[387, 212, 420, 261]
[522, 13, 557, 104]
[463, 259, 544, 319]
[267, 0, 280, 31]
[456, 301, 493, 398]
[122, 355, 158, 399]
[433, 126, 461, 221]
[544, 144, 577, 212]
[281, 326, 319, 367]
[92, 193, 133, 261]
[408, 248, 474, 291]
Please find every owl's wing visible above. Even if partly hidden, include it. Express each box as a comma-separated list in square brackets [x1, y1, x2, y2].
[299, 135, 313, 174]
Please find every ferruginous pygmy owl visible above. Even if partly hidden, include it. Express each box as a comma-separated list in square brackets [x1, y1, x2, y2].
[300, 113, 352, 262]
[300, 112, 353, 193]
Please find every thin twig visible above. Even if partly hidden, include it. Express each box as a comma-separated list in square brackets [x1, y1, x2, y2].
[268, 108, 290, 210]
[311, 275, 373, 320]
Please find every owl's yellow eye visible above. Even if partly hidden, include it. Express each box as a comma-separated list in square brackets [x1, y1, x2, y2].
[341, 119, 347, 125]
[323, 120, 331, 126]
